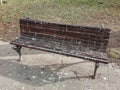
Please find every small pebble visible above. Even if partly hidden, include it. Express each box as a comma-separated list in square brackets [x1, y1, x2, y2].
[108, 64, 113, 69]
[88, 89, 92, 90]
[23, 66, 26, 69]
[8, 74, 12, 76]
[64, 73, 68, 76]
[51, 74, 54, 77]
[41, 71, 44, 74]
[103, 77, 107, 80]
[43, 79, 48, 82]
[13, 82, 19, 86]
[115, 69, 120, 73]
[49, 77, 55, 80]
[63, 85, 65, 87]
[59, 76, 62, 79]
[32, 38, 35, 40]
[60, 72, 63, 75]
[32, 76, 36, 79]
[22, 87, 25, 90]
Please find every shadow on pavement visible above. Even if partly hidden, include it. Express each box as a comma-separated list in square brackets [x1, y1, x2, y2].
[0, 59, 91, 86]
[0, 41, 93, 86]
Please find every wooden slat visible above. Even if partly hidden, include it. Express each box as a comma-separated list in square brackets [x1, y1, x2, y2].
[67, 25, 110, 34]
[21, 31, 108, 47]
[19, 19, 110, 34]
[20, 19, 67, 30]
[20, 24, 110, 40]
[21, 30, 108, 43]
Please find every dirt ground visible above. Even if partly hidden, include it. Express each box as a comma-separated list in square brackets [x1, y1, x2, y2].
[0, 41, 120, 90]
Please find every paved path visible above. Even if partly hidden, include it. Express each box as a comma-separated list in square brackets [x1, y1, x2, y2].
[0, 41, 120, 90]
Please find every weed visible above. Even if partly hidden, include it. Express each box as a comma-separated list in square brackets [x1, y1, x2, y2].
[108, 49, 120, 59]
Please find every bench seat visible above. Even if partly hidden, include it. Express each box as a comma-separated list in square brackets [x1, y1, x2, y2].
[10, 36, 109, 64]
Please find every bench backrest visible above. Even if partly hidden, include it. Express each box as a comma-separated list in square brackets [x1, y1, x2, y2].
[19, 19, 111, 52]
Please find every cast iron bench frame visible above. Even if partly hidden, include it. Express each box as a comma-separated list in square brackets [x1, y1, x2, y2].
[10, 18, 111, 79]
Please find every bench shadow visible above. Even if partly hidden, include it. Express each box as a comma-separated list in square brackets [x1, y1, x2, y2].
[0, 59, 91, 86]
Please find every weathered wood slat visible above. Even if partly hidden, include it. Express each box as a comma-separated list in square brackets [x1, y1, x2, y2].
[20, 31, 109, 49]
[21, 30, 109, 44]
[20, 23, 110, 35]
[21, 25, 109, 40]
[19, 19, 110, 35]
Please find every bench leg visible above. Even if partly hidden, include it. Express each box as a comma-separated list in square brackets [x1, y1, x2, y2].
[92, 62, 99, 79]
[13, 45, 22, 62]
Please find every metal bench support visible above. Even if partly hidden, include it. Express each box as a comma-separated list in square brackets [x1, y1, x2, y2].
[92, 62, 99, 79]
[13, 45, 22, 62]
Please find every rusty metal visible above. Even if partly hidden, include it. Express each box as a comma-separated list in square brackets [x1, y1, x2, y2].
[13, 45, 22, 61]
[92, 62, 100, 79]
[10, 18, 111, 79]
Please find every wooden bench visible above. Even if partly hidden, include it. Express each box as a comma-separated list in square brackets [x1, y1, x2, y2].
[10, 18, 111, 79]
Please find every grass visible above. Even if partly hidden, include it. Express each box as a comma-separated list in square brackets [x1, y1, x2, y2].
[0, 0, 120, 41]
[1, 0, 120, 22]
[59, 0, 107, 6]
[58, 0, 120, 8]
[108, 48, 120, 59]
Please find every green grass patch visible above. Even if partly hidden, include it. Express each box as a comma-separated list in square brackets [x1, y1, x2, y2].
[108, 49, 120, 59]
[58, 0, 115, 7]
